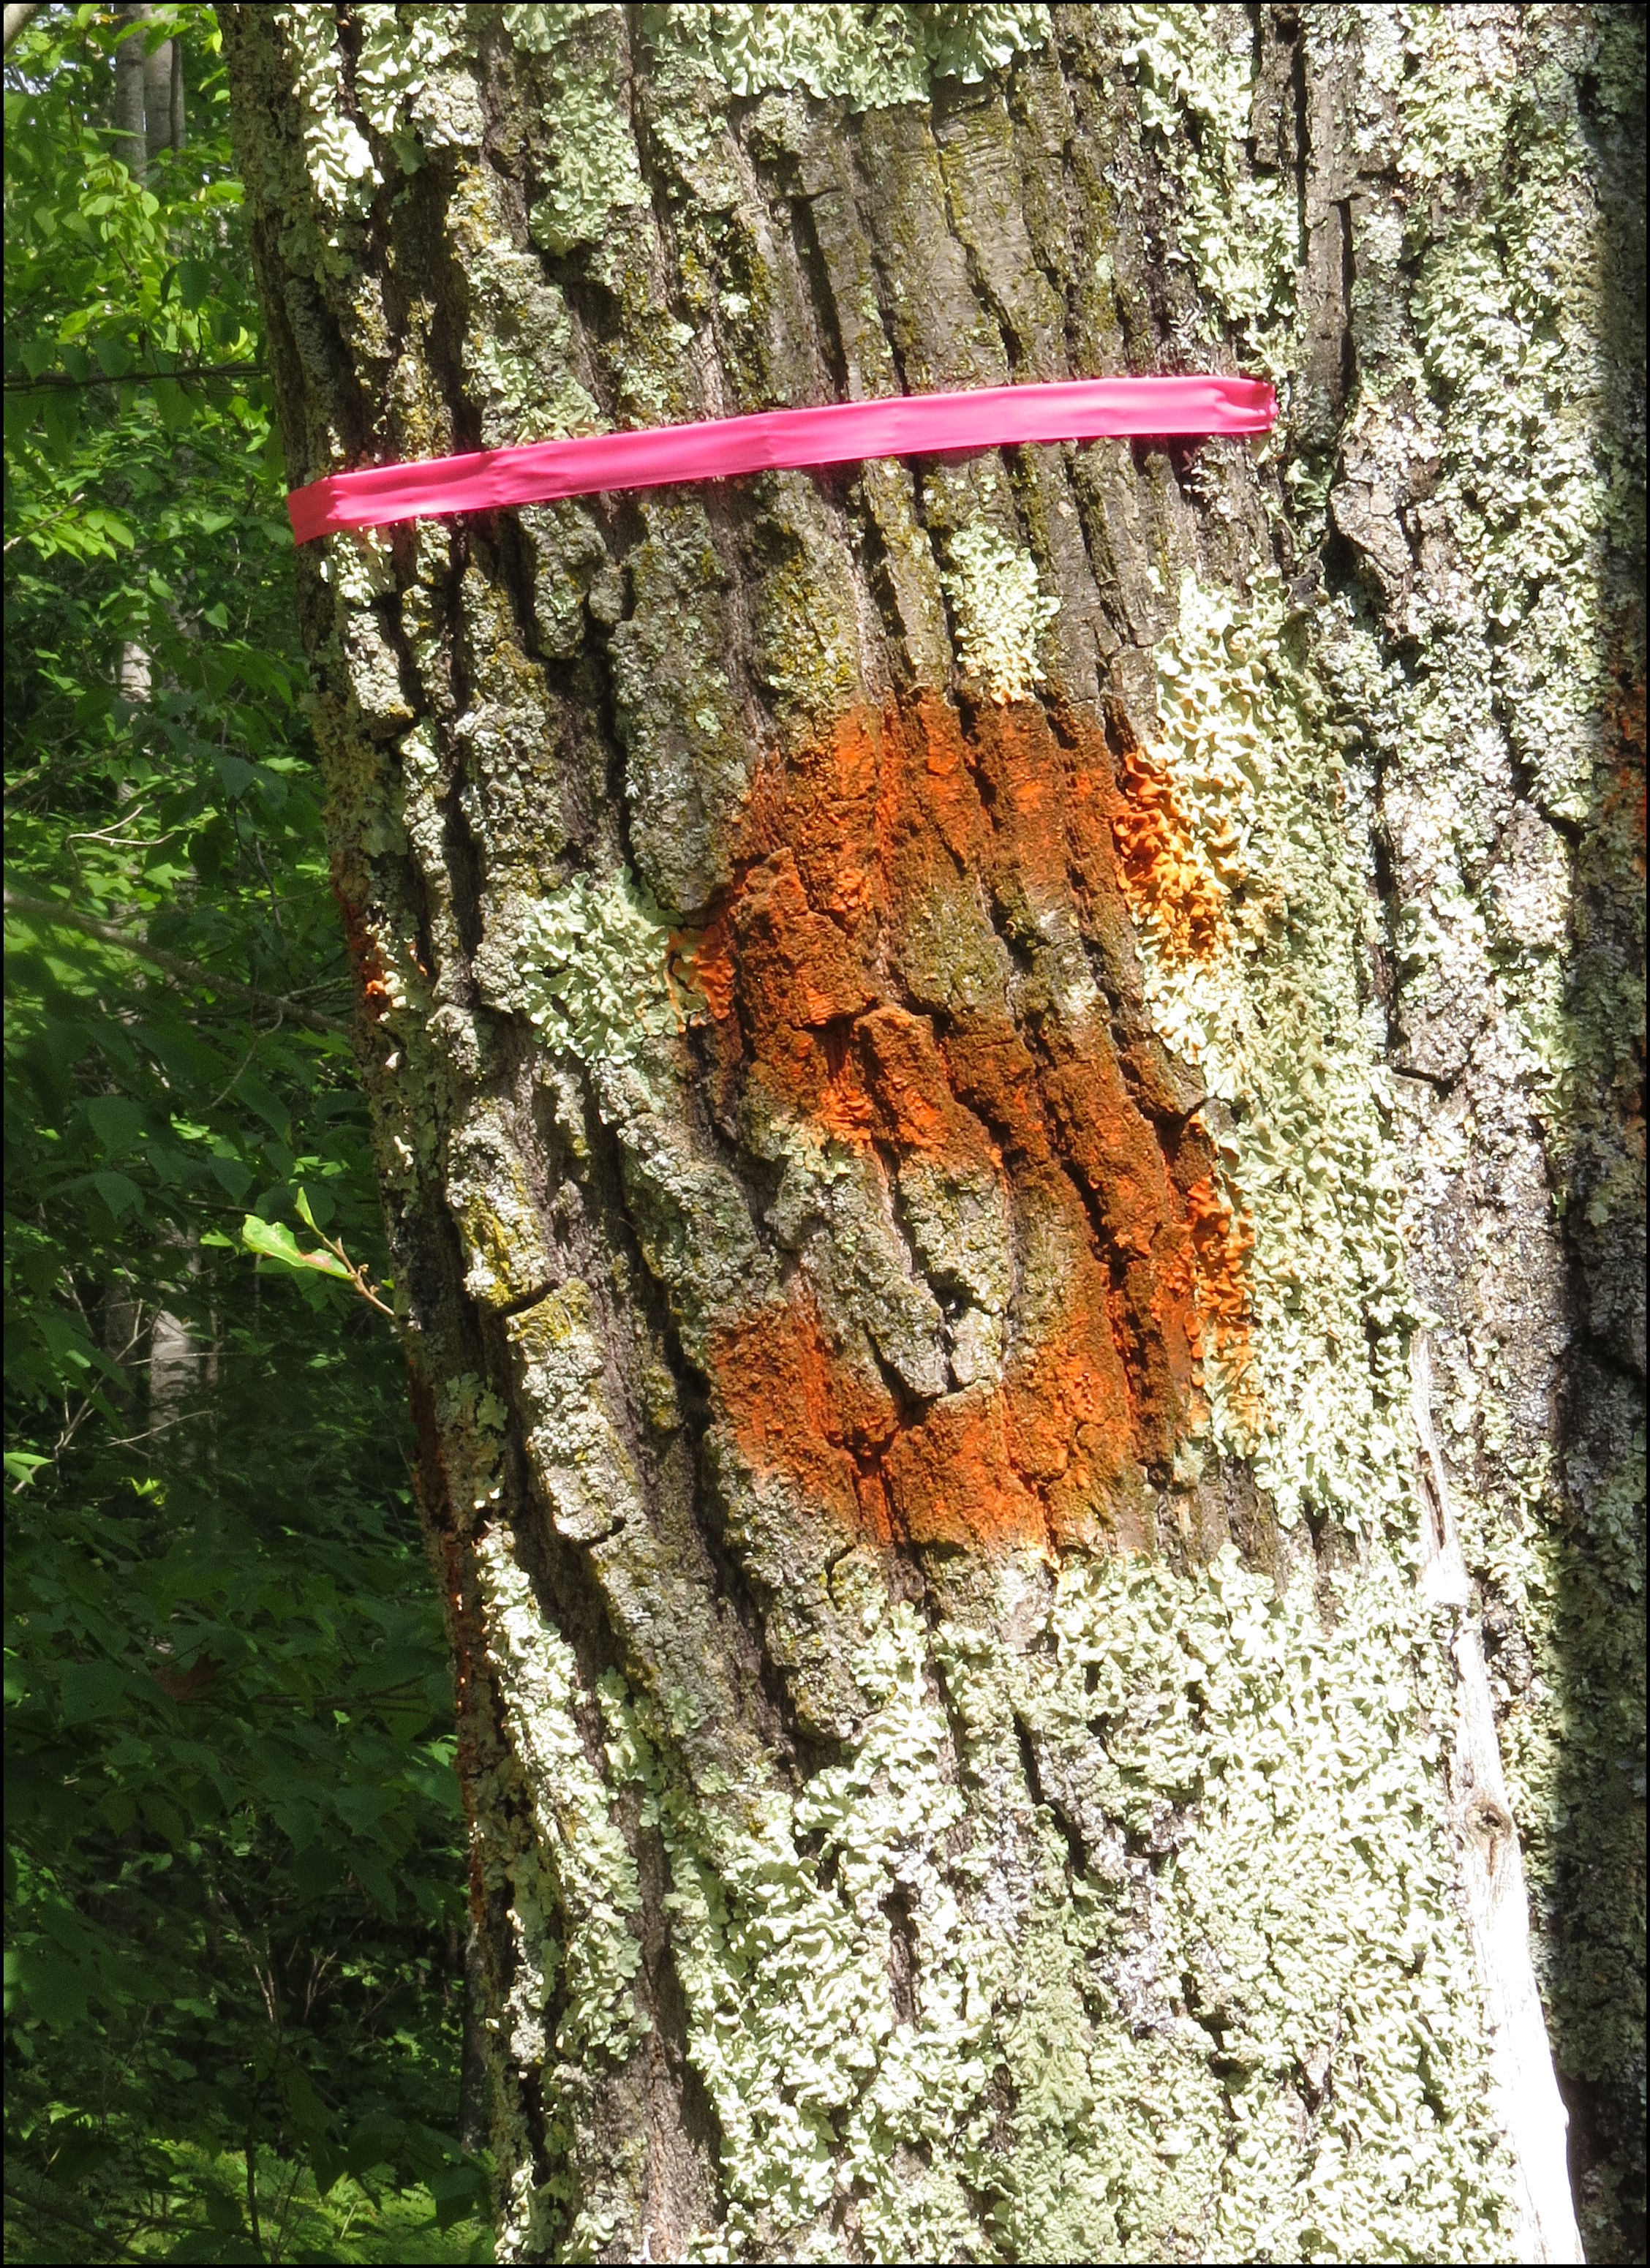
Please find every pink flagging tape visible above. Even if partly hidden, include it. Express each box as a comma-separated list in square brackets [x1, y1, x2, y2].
[286, 376, 1274, 543]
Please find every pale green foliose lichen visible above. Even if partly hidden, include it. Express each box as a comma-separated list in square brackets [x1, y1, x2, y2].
[1135, 572, 1417, 1530]
[646, 3, 1051, 111]
[353, 2, 481, 167]
[502, 4, 649, 255]
[1117, 4, 1299, 374]
[586, 1546, 1509, 2261]
[939, 519, 1061, 704]
[436, 1370, 510, 1510]
[273, 3, 379, 219]
[511, 868, 687, 1112]
[1305, 8, 1646, 2178]
[474, 1521, 649, 2261]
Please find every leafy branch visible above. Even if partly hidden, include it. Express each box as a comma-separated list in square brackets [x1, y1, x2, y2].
[4, 359, 265, 391]
[5, 6, 472, 2250]
[241, 1190, 398, 1323]
[2, 2177, 143, 2260]
[4, 889, 353, 1036]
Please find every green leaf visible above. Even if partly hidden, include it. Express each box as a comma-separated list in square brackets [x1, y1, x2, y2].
[151, 375, 189, 430]
[308, 2136, 347, 2196]
[92, 1169, 143, 1219]
[49, 2120, 116, 2184]
[14, 1946, 91, 2029]
[203, 2193, 247, 2236]
[88, 1093, 147, 1152]
[282, 2062, 331, 2136]
[346, 2109, 404, 2177]
[216, 753, 258, 796]
[350, 1845, 397, 1912]
[293, 1842, 344, 1901]
[80, 505, 135, 549]
[140, 1793, 187, 1847]
[210, 1155, 253, 1202]
[429, 2163, 485, 2228]
[236, 1069, 290, 1137]
[59, 1659, 128, 1725]
[102, 1787, 139, 1834]
[42, 387, 81, 457]
[240, 1213, 350, 1278]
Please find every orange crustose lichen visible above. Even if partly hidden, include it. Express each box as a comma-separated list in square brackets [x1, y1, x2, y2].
[684, 695, 1255, 1556]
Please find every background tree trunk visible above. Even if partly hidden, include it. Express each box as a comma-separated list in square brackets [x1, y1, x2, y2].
[112, 4, 148, 176]
[112, 4, 185, 176]
[222, 7, 1643, 2261]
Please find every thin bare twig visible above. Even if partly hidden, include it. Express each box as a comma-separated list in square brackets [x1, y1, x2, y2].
[3, 490, 85, 552]
[3, 2179, 140, 2261]
[4, 361, 265, 392]
[320, 1232, 398, 1323]
[102, 1407, 214, 1451]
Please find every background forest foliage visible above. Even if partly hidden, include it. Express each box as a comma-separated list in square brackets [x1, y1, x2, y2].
[4, 8, 490, 2258]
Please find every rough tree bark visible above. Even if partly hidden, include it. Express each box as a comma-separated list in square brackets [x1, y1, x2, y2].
[113, 3, 184, 176]
[220, 7, 1643, 2262]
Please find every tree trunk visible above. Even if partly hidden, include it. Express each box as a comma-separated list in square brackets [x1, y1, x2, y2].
[113, 4, 148, 176]
[221, 8, 1643, 2261]
[142, 22, 175, 169]
[113, 3, 185, 174]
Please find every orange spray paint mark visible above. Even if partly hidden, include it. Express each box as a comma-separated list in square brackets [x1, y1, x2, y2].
[1108, 734, 1232, 967]
[682, 696, 1257, 1553]
[333, 881, 393, 1022]
[1184, 1173, 1262, 1432]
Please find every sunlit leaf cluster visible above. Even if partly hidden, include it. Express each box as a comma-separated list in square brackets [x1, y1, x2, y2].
[4, 9, 487, 2259]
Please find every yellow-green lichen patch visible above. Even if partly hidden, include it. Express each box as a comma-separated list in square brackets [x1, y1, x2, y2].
[748, 476, 867, 731]
[473, 1521, 649, 2258]
[501, 867, 688, 1118]
[1121, 572, 1416, 1528]
[445, 1103, 554, 1312]
[609, 501, 754, 913]
[505, 1283, 649, 1550]
[1117, 5, 1299, 374]
[586, 1544, 1512, 2261]
[502, 4, 649, 257]
[649, 4, 1051, 113]
[445, 163, 602, 448]
[938, 517, 1061, 705]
